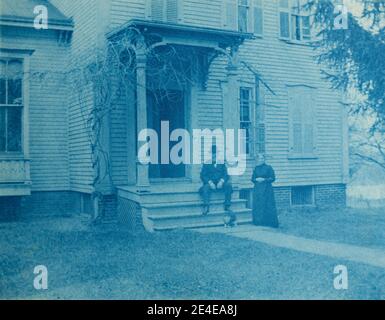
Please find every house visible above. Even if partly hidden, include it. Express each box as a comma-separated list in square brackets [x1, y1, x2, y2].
[0, 0, 349, 230]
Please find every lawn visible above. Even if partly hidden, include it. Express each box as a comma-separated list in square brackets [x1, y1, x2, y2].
[278, 207, 385, 250]
[1, 212, 385, 300]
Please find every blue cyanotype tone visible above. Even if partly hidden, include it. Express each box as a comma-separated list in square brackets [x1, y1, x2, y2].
[0, 0, 384, 300]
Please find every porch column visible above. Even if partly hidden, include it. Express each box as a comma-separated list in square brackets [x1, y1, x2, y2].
[136, 48, 150, 191]
[225, 62, 240, 187]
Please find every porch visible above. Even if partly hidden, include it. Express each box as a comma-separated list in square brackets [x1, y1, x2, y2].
[107, 20, 253, 231]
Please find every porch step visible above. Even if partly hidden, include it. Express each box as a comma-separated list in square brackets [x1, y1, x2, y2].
[117, 183, 252, 232]
[142, 199, 247, 217]
[118, 184, 241, 204]
[148, 209, 253, 231]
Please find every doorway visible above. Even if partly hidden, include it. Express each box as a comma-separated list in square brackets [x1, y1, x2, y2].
[147, 89, 186, 179]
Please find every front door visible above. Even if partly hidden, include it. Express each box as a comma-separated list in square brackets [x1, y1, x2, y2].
[147, 89, 186, 179]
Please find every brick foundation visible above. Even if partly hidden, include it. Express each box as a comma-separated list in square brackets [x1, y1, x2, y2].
[241, 183, 346, 212]
[99, 194, 118, 218]
[314, 184, 346, 209]
[273, 186, 292, 211]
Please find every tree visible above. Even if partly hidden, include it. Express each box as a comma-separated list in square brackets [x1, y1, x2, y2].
[308, 0, 385, 131]
[307, 0, 385, 175]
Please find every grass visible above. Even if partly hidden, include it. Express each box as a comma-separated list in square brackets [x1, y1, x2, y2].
[1, 211, 385, 300]
[278, 207, 385, 250]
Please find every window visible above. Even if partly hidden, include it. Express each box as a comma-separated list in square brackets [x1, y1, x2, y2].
[291, 186, 314, 206]
[0, 59, 23, 153]
[239, 82, 265, 157]
[279, 0, 311, 41]
[146, 0, 182, 23]
[240, 87, 253, 155]
[238, 0, 249, 33]
[288, 86, 317, 158]
[224, 0, 263, 35]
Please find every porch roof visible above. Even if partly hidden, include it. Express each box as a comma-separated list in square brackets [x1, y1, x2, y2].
[0, 0, 73, 30]
[106, 19, 254, 49]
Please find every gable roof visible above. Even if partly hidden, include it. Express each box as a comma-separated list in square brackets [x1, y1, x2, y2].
[0, 0, 73, 30]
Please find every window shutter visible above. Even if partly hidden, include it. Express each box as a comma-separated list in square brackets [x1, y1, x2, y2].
[292, 106, 302, 153]
[223, 0, 238, 30]
[147, 0, 182, 23]
[289, 89, 302, 154]
[150, 0, 165, 21]
[252, 0, 263, 35]
[289, 87, 317, 157]
[303, 94, 316, 154]
[279, 0, 290, 39]
[166, 0, 179, 23]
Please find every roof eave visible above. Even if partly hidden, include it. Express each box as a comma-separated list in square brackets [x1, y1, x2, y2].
[0, 16, 74, 31]
[107, 19, 254, 42]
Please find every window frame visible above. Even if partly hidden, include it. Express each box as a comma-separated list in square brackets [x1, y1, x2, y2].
[279, 0, 312, 43]
[0, 51, 30, 159]
[238, 0, 250, 33]
[223, 0, 264, 36]
[290, 185, 315, 207]
[239, 86, 254, 156]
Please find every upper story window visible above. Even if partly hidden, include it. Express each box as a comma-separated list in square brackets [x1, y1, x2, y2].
[279, 0, 311, 42]
[0, 59, 23, 153]
[223, 0, 263, 36]
[146, 0, 183, 23]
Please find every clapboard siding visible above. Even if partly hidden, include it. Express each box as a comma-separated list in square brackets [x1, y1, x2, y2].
[0, 27, 70, 191]
[103, 0, 346, 187]
[50, 0, 101, 193]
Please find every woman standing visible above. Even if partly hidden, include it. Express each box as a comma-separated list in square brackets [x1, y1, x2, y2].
[251, 154, 279, 228]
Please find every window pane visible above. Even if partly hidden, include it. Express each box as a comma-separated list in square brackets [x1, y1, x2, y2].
[8, 79, 22, 105]
[240, 88, 251, 121]
[7, 60, 23, 78]
[7, 107, 22, 152]
[0, 60, 6, 104]
[280, 12, 290, 38]
[238, 6, 248, 32]
[291, 15, 301, 40]
[0, 79, 5, 105]
[291, 186, 314, 206]
[7, 60, 23, 105]
[0, 108, 5, 151]
[302, 16, 311, 40]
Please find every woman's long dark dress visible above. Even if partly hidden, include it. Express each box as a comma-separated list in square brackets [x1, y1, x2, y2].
[251, 164, 279, 228]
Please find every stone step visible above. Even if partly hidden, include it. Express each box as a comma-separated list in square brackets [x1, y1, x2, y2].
[142, 199, 247, 217]
[149, 209, 253, 231]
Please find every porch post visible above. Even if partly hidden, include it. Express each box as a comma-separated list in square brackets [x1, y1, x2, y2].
[135, 47, 150, 191]
[226, 60, 240, 188]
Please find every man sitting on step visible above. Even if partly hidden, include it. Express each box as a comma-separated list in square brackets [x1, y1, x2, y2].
[199, 146, 233, 216]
